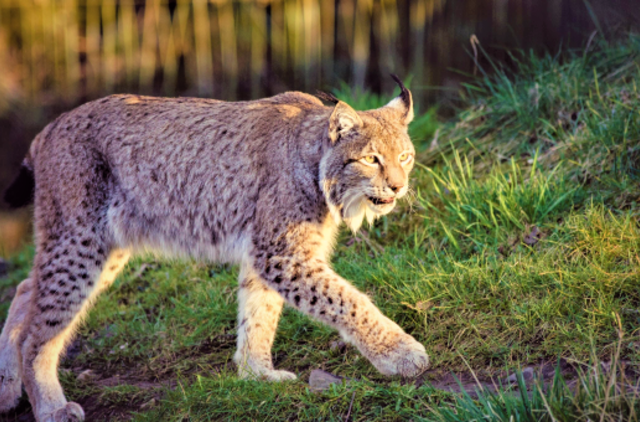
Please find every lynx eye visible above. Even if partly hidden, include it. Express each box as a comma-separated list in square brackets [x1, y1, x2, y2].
[361, 155, 378, 166]
[399, 152, 412, 163]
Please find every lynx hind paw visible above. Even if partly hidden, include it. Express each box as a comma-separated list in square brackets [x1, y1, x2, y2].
[0, 371, 22, 413]
[238, 366, 297, 382]
[376, 335, 430, 378]
[51, 402, 85, 422]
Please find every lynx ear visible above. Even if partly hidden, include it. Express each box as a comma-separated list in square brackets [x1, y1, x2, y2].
[384, 74, 414, 125]
[328, 101, 363, 143]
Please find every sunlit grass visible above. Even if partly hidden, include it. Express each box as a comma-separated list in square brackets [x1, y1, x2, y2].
[415, 151, 581, 252]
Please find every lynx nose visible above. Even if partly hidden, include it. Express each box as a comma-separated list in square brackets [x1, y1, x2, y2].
[389, 183, 404, 193]
[386, 165, 406, 194]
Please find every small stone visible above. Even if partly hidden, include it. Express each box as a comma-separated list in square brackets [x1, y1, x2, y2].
[309, 369, 344, 392]
[77, 369, 96, 382]
[505, 366, 535, 384]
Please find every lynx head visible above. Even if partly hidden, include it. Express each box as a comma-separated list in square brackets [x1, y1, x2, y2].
[319, 75, 415, 232]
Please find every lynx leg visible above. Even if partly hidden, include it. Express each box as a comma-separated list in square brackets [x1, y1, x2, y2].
[0, 278, 34, 412]
[19, 240, 129, 422]
[264, 258, 428, 377]
[253, 228, 429, 378]
[233, 266, 296, 381]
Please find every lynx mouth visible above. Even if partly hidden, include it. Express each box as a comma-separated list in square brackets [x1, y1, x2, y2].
[367, 196, 395, 206]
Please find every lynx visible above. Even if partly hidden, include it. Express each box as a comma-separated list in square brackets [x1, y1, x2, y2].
[0, 76, 429, 422]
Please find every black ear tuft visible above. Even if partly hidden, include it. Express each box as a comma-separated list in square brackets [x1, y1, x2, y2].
[316, 90, 340, 104]
[390, 74, 411, 108]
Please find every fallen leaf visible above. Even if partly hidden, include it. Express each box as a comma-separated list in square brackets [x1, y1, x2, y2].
[428, 129, 440, 152]
[402, 301, 432, 312]
[523, 226, 541, 246]
[132, 262, 152, 279]
[140, 398, 157, 410]
[77, 369, 96, 382]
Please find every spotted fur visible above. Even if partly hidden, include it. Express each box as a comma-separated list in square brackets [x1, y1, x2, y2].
[0, 81, 428, 421]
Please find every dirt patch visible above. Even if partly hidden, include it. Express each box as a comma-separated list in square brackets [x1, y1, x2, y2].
[96, 374, 177, 391]
[0, 368, 176, 422]
[415, 358, 640, 398]
[75, 395, 141, 422]
[3, 358, 638, 421]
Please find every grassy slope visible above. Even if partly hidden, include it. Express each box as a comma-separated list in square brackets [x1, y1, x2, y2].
[1, 35, 640, 421]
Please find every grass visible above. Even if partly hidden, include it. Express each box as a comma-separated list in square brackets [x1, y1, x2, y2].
[416, 151, 582, 252]
[2, 34, 640, 421]
[427, 359, 640, 422]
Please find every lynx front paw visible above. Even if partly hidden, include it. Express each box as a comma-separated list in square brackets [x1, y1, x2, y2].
[42, 402, 85, 422]
[371, 334, 429, 378]
[0, 369, 22, 413]
[237, 365, 297, 382]
[260, 369, 297, 382]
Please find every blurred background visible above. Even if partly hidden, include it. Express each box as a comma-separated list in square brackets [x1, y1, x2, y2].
[0, 0, 638, 256]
